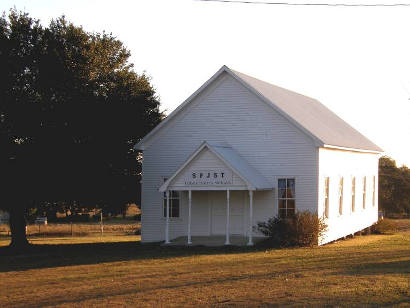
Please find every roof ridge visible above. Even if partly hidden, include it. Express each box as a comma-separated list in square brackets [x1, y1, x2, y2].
[230, 68, 319, 104]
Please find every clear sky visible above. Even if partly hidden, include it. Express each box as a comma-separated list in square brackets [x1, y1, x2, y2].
[2, 0, 410, 167]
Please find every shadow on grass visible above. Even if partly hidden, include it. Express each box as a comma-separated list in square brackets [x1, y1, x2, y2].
[0, 240, 264, 273]
[342, 259, 410, 276]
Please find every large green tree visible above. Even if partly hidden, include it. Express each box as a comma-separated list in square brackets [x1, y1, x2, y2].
[0, 10, 162, 248]
[379, 156, 410, 216]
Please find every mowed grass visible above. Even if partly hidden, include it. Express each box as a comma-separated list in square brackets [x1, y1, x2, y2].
[0, 222, 409, 307]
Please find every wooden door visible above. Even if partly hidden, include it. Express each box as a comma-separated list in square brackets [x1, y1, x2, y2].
[229, 191, 244, 234]
[210, 191, 244, 235]
[211, 191, 226, 235]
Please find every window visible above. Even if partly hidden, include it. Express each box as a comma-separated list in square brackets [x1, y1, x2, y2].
[351, 177, 356, 213]
[372, 175, 376, 207]
[324, 177, 329, 218]
[362, 176, 366, 209]
[338, 177, 344, 215]
[278, 178, 295, 218]
[162, 178, 180, 218]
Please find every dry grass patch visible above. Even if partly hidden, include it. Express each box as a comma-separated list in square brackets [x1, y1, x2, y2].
[0, 221, 409, 307]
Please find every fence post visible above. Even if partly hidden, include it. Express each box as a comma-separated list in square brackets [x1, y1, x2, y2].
[100, 211, 104, 236]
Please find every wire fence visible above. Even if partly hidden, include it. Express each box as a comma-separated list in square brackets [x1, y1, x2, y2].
[0, 222, 140, 238]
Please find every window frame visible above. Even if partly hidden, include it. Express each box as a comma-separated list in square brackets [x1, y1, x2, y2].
[278, 178, 296, 218]
[338, 177, 344, 216]
[351, 177, 356, 213]
[324, 177, 330, 218]
[372, 175, 376, 207]
[362, 176, 367, 210]
[162, 178, 180, 218]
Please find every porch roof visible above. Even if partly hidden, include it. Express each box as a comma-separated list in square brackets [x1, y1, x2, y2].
[159, 141, 273, 192]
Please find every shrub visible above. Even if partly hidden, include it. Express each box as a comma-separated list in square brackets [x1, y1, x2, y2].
[372, 219, 398, 234]
[257, 211, 327, 247]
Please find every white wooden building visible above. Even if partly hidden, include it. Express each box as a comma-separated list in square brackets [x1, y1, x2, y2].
[135, 66, 382, 245]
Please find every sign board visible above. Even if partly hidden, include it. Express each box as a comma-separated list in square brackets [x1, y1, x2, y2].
[184, 169, 233, 186]
[0, 212, 9, 225]
[35, 217, 48, 225]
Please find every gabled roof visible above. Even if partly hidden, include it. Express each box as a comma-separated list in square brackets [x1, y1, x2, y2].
[159, 141, 272, 192]
[231, 69, 382, 152]
[136, 65, 382, 153]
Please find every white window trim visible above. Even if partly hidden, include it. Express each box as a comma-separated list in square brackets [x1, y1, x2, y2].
[161, 176, 181, 219]
[323, 176, 330, 219]
[362, 176, 367, 211]
[338, 176, 344, 217]
[351, 176, 356, 214]
[277, 177, 296, 218]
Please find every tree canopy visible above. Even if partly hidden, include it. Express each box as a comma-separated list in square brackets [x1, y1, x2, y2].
[379, 156, 410, 217]
[0, 10, 163, 247]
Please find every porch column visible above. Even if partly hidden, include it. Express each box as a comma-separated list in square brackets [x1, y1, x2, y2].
[165, 190, 170, 244]
[247, 190, 254, 246]
[188, 190, 192, 245]
[225, 189, 230, 245]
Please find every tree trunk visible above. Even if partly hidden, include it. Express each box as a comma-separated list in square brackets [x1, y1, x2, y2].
[9, 207, 29, 248]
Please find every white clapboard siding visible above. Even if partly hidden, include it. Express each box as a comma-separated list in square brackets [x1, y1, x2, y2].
[318, 148, 379, 244]
[141, 72, 317, 242]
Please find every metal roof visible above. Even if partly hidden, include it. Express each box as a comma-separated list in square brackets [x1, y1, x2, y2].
[159, 141, 272, 192]
[231, 69, 383, 152]
[208, 143, 272, 190]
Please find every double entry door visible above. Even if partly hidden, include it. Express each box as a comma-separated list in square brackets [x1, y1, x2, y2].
[210, 191, 245, 235]
[190, 190, 246, 236]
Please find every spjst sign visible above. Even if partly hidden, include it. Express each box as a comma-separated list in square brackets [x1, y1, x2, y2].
[184, 169, 233, 185]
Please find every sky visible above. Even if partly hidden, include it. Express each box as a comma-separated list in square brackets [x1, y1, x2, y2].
[2, 0, 410, 167]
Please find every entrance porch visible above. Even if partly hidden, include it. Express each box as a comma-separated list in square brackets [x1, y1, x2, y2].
[165, 189, 256, 246]
[165, 235, 266, 247]
[159, 142, 273, 247]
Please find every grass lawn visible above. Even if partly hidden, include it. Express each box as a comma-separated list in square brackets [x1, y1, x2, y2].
[0, 222, 409, 307]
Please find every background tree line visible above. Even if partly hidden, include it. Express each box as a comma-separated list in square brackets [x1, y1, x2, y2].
[0, 10, 163, 248]
[379, 156, 410, 217]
